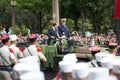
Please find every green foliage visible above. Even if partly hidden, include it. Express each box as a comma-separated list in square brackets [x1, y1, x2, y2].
[17, 0, 52, 33]
[15, 25, 21, 35]
[0, 0, 114, 34]
[15, 25, 28, 36]
[60, 0, 114, 33]
[66, 19, 74, 32]
[22, 26, 28, 36]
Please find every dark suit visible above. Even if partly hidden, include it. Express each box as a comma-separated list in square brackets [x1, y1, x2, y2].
[58, 24, 70, 38]
[68, 39, 79, 47]
[47, 27, 59, 45]
[57, 40, 69, 54]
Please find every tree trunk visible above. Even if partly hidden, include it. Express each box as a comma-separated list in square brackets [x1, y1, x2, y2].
[92, 23, 100, 34]
[52, 0, 59, 25]
[81, 9, 85, 37]
[74, 16, 78, 30]
[93, 24, 96, 33]
[97, 25, 100, 34]
[39, 12, 43, 33]
[37, 12, 42, 33]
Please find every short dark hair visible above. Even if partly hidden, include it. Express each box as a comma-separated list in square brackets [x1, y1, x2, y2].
[52, 23, 57, 26]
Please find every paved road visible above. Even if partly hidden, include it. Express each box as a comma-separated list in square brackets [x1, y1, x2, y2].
[43, 70, 57, 80]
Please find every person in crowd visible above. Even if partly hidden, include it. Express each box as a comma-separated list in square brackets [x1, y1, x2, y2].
[93, 33, 99, 44]
[77, 36, 85, 46]
[0, 35, 17, 80]
[56, 35, 69, 54]
[47, 23, 60, 45]
[68, 34, 77, 48]
[67, 34, 80, 52]
[23, 34, 47, 63]
[17, 32, 25, 42]
[9, 34, 23, 61]
[8, 28, 12, 35]
[88, 37, 95, 47]
[108, 29, 114, 36]
[0, 27, 7, 36]
[58, 18, 70, 39]
[38, 34, 48, 45]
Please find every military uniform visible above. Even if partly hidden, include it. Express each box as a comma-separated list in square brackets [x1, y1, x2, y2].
[0, 35, 17, 80]
[0, 46, 15, 65]
[9, 44, 23, 61]
[23, 45, 45, 60]
[88, 59, 99, 67]
[58, 18, 70, 38]
[23, 34, 46, 62]
[9, 35, 23, 61]
[112, 57, 120, 80]
[88, 46, 101, 67]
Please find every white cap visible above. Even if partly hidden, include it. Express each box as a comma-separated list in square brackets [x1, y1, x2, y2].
[20, 71, 45, 80]
[19, 56, 39, 66]
[12, 63, 40, 80]
[59, 61, 73, 73]
[61, 18, 66, 21]
[112, 58, 120, 73]
[94, 76, 117, 80]
[9, 34, 17, 41]
[73, 62, 89, 79]
[63, 53, 77, 64]
[100, 56, 115, 69]
[88, 68, 109, 80]
[95, 52, 113, 62]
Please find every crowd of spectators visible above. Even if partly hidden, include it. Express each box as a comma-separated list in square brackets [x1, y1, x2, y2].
[0, 26, 117, 54]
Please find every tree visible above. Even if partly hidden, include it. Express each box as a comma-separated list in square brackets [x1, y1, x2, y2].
[17, 0, 52, 33]
[0, 0, 11, 28]
[87, 0, 114, 34]
[59, 0, 114, 35]
[60, 0, 91, 36]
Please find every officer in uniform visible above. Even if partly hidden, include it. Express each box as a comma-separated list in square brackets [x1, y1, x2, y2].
[9, 35, 23, 61]
[23, 34, 47, 62]
[0, 35, 17, 80]
[58, 18, 70, 39]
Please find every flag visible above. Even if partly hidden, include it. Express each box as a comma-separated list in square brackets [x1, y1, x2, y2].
[114, 0, 120, 19]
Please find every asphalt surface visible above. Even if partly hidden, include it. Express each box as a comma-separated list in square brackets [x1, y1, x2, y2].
[43, 70, 57, 80]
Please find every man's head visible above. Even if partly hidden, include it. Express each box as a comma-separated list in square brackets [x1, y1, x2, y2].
[1, 35, 10, 45]
[71, 34, 76, 40]
[108, 42, 117, 49]
[52, 23, 58, 29]
[61, 18, 66, 25]
[89, 46, 101, 56]
[29, 34, 37, 44]
[9, 34, 18, 44]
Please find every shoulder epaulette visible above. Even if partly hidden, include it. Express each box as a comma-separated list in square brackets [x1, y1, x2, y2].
[9, 48, 14, 54]
[23, 47, 27, 52]
[18, 47, 23, 52]
[37, 48, 42, 52]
